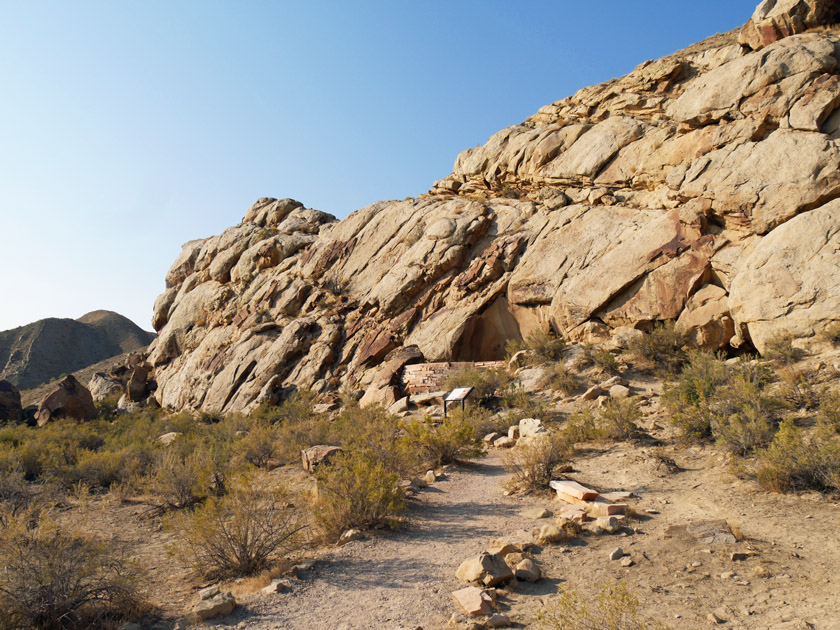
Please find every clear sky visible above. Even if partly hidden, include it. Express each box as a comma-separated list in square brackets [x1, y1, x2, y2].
[0, 1, 758, 333]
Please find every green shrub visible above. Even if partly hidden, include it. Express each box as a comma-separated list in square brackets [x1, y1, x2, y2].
[540, 580, 668, 630]
[442, 366, 512, 404]
[503, 430, 573, 493]
[817, 390, 840, 432]
[763, 331, 805, 365]
[0, 516, 143, 630]
[562, 409, 599, 443]
[777, 367, 820, 410]
[664, 351, 729, 439]
[752, 420, 840, 493]
[148, 449, 213, 510]
[236, 421, 279, 468]
[506, 329, 567, 363]
[628, 321, 687, 374]
[401, 414, 484, 467]
[312, 453, 406, 540]
[172, 476, 303, 579]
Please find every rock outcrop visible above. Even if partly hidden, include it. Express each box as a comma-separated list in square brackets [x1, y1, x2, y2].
[0, 310, 156, 390]
[149, 2, 840, 414]
[0, 380, 22, 421]
[35, 375, 97, 426]
[740, 0, 840, 50]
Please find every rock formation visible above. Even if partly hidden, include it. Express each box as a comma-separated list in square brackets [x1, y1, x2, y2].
[0, 310, 156, 390]
[35, 374, 97, 426]
[149, 1, 840, 414]
[0, 380, 22, 421]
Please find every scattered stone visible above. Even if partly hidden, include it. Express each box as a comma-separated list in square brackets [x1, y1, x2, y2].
[262, 579, 292, 594]
[388, 396, 410, 414]
[487, 540, 525, 556]
[484, 432, 501, 443]
[157, 431, 180, 446]
[609, 547, 625, 561]
[518, 417, 545, 437]
[586, 502, 628, 517]
[451, 586, 494, 616]
[486, 613, 513, 628]
[301, 445, 342, 473]
[337, 529, 364, 545]
[424, 470, 437, 484]
[198, 585, 220, 600]
[508, 350, 529, 369]
[493, 436, 516, 448]
[595, 515, 625, 534]
[708, 611, 725, 624]
[601, 491, 633, 502]
[515, 558, 541, 582]
[508, 425, 521, 440]
[581, 385, 605, 401]
[599, 376, 628, 389]
[620, 556, 635, 567]
[521, 507, 552, 519]
[456, 553, 514, 587]
[286, 559, 316, 579]
[411, 476, 429, 489]
[730, 552, 748, 562]
[448, 613, 468, 628]
[193, 592, 236, 620]
[609, 385, 631, 399]
[664, 520, 737, 544]
[720, 571, 736, 580]
[550, 479, 599, 501]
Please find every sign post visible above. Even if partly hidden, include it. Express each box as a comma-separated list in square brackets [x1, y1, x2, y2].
[444, 387, 474, 417]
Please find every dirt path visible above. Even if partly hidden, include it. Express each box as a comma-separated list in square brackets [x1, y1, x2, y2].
[237, 454, 535, 630]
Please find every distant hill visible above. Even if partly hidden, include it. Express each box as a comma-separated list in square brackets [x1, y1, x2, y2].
[0, 310, 155, 390]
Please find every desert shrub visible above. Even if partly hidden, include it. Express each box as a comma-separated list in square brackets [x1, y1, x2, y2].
[596, 397, 643, 441]
[763, 331, 805, 365]
[148, 449, 213, 510]
[664, 351, 729, 439]
[777, 367, 820, 410]
[443, 366, 512, 404]
[0, 516, 143, 630]
[273, 414, 336, 465]
[628, 321, 687, 374]
[540, 580, 668, 630]
[0, 470, 35, 526]
[503, 430, 573, 493]
[401, 414, 484, 467]
[333, 405, 415, 476]
[459, 406, 510, 437]
[541, 364, 582, 396]
[172, 475, 303, 579]
[506, 329, 566, 363]
[236, 421, 279, 469]
[312, 453, 406, 540]
[818, 320, 840, 347]
[584, 344, 620, 375]
[562, 408, 599, 443]
[817, 390, 840, 432]
[752, 420, 840, 493]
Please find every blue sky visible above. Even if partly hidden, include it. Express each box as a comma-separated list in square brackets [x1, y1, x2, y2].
[0, 1, 757, 332]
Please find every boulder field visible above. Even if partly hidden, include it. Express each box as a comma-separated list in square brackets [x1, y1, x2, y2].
[149, 0, 840, 414]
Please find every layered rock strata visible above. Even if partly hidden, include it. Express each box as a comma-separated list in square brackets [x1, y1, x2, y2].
[150, 4, 840, 414]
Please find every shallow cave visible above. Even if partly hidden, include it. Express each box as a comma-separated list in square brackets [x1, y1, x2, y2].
[450, 296, 524, 362]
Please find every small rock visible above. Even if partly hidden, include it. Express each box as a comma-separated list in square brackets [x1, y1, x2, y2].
[609, 385, 631, 399]
[494, 436, 516, 448]
[451, 586, 494, 616]
[198, 585, 219, 600]
[424, 470, 437, 484]
[708, 611, 725, 624]
[508, 425, 520, 440]
[486, 613, 512, 628]
[193, 592, 236, 621]
[521, 507, 552, 519]
[515, 558, 541, 582]
[581, 385, 605, 401]
[595, 516, 623, 534]
[537, 523, 566, 544]
[262, 579, 292, 594]
[730, 552, 748, 561]
[456, 553, 513, 586]
[486, 541, 523, 556]
[388, 396, 410, 414]
[620, 556, 635, 567]
[157, 431, 180, 446]
[518, 418, 545, 437]
[411, 476, 428, 489]
[484, 432, 501, 443]
[337, 529, 364, 545]
[720, 571, 735, 580]
[609, 547, 625, 561]
[448, 613, 467, 628]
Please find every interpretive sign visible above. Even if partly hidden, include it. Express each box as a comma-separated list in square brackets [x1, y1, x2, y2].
[444, 386, 474, 417]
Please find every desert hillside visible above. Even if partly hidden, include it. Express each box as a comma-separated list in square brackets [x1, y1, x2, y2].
[0, 310, 155, 390]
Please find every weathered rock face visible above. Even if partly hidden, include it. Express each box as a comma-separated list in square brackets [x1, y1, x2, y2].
[150, 3, 840, 414]
[35, 375, 97, 426]
[740, 0, 840, 50]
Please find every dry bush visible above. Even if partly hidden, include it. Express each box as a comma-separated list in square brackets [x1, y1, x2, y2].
[562, 408, 600, 443]
[763, 331, 806, 365]
[817, 390, 840, 432]
[443, 366, 513, 404]
[664, 351, 730, 439]
[333, 405, 414, 477]
[628, 321, 687, 375]
[148, 449, 214, 510]
[777, 367, 820, 410]
[312, 453, 406, 541]
[584, 345, 620, 375]
[540, 580, 668, 630]
[818, 320, 840, 347]
[503, 431, 573, 493]
[0, 515, 143, 630]
[236, 421, 279, 468]
[506, 329, 567, 363]
[541, 364, 582, 396]
[596, 398, 643, 441]
[752, 420, 840, 493]
[401, 415, 484, 467]
[172, 476, 303, 579]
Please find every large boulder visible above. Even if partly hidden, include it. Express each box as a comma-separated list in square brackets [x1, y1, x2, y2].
[0, 380, 22, 421]
[88, 373, 124, 402]
[739, 0, 840, 51]
[35, 375, 97, 426]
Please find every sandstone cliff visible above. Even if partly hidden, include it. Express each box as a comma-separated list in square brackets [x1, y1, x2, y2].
[0, 310, 156, 390]
[150, 1, 840, 414]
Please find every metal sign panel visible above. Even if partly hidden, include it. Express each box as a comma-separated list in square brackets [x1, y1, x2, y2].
[445, 387, 474, 402]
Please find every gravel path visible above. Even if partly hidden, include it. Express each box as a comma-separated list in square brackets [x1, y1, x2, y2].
[238, 454, 532, 630]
